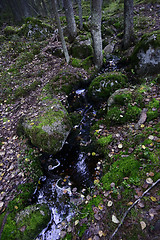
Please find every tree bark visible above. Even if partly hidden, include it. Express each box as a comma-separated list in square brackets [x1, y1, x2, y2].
[52, 0, 70, 63]
[123, 0, 134, 49]
[63, 0, 77, 42]
[91, 0, 103, 69]
[77, 0, 83, 30]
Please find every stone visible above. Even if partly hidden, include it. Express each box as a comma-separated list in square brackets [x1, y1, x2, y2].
[131, 30, 160, 75]
[70, 39, 93, 59]
[88, 72, 128, 101]
[104, 43, 115, 56]
[18, 98, 72, 155]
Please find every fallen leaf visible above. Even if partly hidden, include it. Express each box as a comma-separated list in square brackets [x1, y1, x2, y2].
[127, 202, 133, 206]
[146, 178, 153, 184]
[150, 196, 157, 202]
[108, 201, 113, 207]
[75, 220, 79, 226]
[149, 208, 157, 217]
[140, 221, 146, 230]
[141, 124, 145, 128]
[142, 145, 146, 149]
[112, 214, 119, 224]
[92, 152, 96, 156]
[98, 230, 104, 237]
[94, 179, 100, 185]
[118, 144, 123, 149]
[148, 172, 154, 177]
[98, 204, 104, 210]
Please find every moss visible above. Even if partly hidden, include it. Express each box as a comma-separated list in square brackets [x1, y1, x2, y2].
[114, 92, 132, 105]
[137, 84, 151, 94]
[71, 58, 82, 68]
[0, 35, 5, 43]
[21, 99, 72, 154]
[106, 104, 141, 126]
[147, 98, 159, 121]
[80, 196, 102, 217]
[71, 42, 93, 59]
[71, 56, 93, 71]
[3, 26, 19, 36]
[69, 112, 82, 126]
[48, 70, 83, 95]
[102, 155, 141, 190]
[88, 72, 128, 101]
[14, 81, 41, 100]
[78, 224, 87, 237]
[97, 135, 113, 147]
[1, 204, 51, 240]
[131, 30, 160, 67]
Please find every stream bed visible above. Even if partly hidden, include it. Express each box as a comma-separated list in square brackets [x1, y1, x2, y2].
[35, 88, 101, 240]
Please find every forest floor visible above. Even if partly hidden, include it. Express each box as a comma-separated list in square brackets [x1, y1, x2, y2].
[0, 1, 160, 240]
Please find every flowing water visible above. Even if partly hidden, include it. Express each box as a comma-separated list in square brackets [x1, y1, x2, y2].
[35, 88, 100, 240]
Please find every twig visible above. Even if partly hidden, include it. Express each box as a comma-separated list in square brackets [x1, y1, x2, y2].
[109, 179, 160, 240]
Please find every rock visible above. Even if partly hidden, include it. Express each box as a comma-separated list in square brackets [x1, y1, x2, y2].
[104, 43, 115, 56]
[18, 98, 72, 155]
[107, 88, 134, 109]
[88, 72, 128, 101]
[131, 30, 160, 75]
[70, 39, 93, 59]
[2, 204, 51, 239]
[4, 17, 53, 40]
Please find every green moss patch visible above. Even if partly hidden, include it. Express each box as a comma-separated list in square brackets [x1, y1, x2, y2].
[102, 155, 140, 190]
[1, 204, 51, 240]
[88, 72, 128, 101]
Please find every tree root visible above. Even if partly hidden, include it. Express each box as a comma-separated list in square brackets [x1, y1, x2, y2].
[109, 179, 160, 240]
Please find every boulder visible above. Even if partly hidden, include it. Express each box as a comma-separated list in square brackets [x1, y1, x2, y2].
[131, 30, 160, 75]
[19, 98, 72, 154]
[70, 39, 93, 59]
[88, 71, 128, 101]
[4, 17, 53, 40]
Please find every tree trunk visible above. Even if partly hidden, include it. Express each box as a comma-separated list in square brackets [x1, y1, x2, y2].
[77, 0, 83, 30]
[123, 0, 134, 49]
[91, 0, 103, 69]
[63, 0, 77, 42]
[52, 0, 70, 63]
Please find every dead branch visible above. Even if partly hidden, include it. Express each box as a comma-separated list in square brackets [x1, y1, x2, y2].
[109, 179, 160, 240]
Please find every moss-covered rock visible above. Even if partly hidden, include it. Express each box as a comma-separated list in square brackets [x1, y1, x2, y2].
[70, 39, 93, 59]
[18, 98, 72, 154]
[88, 72, 128, 101]
[102, 155, 140, 190]
[146, 98, 160, 121]
[71, 56, 93, 70]
[1, 204, 51, 240]
[104, 86, 147, 126]
[4, 17, 53, 40]
[47, 70, 84, 95]
[131, 30, 160, 75]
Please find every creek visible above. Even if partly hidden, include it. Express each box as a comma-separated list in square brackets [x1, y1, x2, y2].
[35, 88, 101, 240]
[34, 56, 120, 240]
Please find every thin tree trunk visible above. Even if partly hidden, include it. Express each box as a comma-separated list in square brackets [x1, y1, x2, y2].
[91, 0, 103, 69]
[77, 0, 83, 30]
[63, 0, 77, 42]
[123, 0, 134, 49]
[52, 0, 70, 63]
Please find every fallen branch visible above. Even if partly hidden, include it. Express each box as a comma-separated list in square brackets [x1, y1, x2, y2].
[109, 179, 160, 240]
